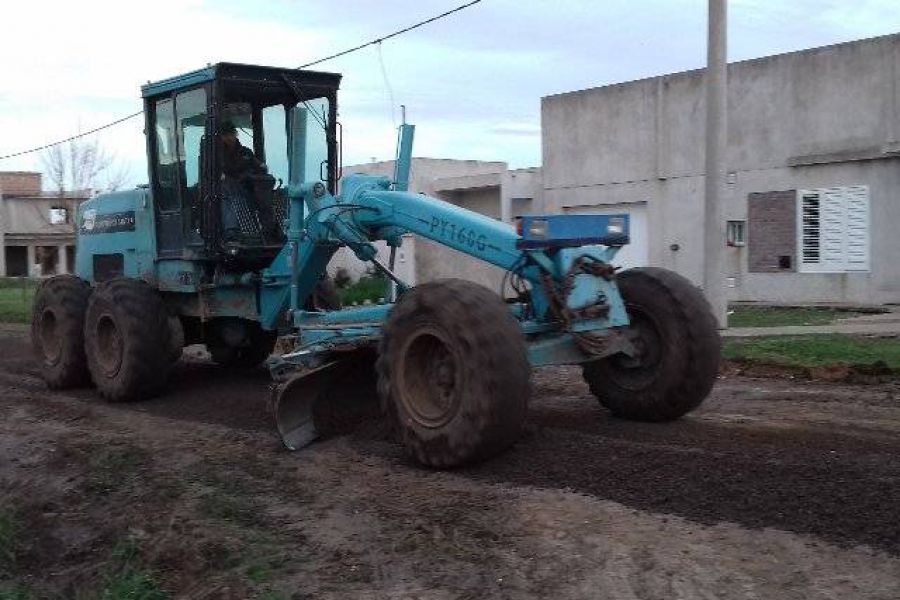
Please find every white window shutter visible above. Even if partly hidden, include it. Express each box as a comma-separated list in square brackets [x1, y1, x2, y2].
[844, 186, 869, 270]
[820, 188, 847, 269]
[797, 186, 869, 273]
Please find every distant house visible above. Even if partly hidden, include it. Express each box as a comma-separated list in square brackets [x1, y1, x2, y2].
[0, 172, 90, 277]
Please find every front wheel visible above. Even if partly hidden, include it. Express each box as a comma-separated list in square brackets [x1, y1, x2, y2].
[377, 279, 530, 468]
[583, 267, 721, 422]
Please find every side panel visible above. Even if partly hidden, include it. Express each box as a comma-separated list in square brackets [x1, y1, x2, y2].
[75, 189, 158, 284]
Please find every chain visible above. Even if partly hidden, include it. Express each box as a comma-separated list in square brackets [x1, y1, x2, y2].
[540, 257, 619, 356]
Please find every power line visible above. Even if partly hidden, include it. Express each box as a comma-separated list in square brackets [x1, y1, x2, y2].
[376, 42, 398, 129]
[297, 0, 482, 69]
[0, 111, 144, 161]
[0, 0, 483, 163]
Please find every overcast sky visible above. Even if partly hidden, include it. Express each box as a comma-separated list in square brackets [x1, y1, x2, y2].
[1, 0, 899, 189]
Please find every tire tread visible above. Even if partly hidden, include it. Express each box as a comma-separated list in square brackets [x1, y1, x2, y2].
[376, 278, 530, 467]
[583, 267, 721, 421]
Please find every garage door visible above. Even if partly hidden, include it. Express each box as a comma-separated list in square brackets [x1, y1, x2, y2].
[564, 203, 648, 270]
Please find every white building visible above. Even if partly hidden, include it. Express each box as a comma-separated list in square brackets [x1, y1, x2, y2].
[542, 33, 900, 304]
[0, 172, 87, 278]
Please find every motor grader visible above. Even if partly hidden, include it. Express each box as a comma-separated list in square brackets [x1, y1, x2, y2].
[31, 63, 720, 467]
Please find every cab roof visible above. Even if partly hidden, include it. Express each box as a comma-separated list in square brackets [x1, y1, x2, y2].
[140, 62, 342, 99]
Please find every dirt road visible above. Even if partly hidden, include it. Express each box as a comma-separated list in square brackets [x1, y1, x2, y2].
[1, 325, 899, 599]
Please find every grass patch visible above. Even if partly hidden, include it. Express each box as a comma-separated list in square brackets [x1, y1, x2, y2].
[97, 569, 169, 600]
[197, 492, 265, 528]
[0, 280, 36, 324]
[337, 275, 389, 306]
[0, 587, 38, 600]
[84, 445, 149, 497]
[192, 467, 268, 529]
[89, 536, 170, 600]
[0, 533, 169, 600]
[723, 334, 900, 369]
[0, 508, 22, 573]
[727, 305, 868, 328]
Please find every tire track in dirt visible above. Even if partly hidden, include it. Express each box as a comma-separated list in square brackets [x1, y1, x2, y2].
[4, 333, 899, 556]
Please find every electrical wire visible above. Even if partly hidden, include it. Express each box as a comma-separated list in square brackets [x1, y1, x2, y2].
[0, 0, 484, 163]
[376, 42, 397, 130]
[0, 111, 143, 161]
[296, 0, 482, 69]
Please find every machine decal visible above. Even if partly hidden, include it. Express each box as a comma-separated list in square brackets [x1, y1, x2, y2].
[80, 210, 136, 235]
[429, 216, 487, 251]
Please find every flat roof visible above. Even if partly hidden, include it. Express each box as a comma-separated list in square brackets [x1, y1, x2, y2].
[543, 31, 900, 102]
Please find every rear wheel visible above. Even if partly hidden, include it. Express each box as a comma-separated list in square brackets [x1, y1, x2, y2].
[582, 267, 721, 421]
[84, 278, 173, 401]
[377, 279, 530, 468]
[31, 275, 91, 389]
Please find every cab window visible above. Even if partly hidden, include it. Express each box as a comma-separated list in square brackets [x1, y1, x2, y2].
[153, 98, 178, 212]
[174, 88, 207, 212]
[289, 97, 329, 186]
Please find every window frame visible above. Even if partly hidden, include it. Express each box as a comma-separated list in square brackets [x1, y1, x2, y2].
[149, 95, 180, 214]
[726, 220, 746, 247]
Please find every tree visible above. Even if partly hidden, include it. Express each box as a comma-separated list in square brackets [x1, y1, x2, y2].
[41, 138, 130, 196]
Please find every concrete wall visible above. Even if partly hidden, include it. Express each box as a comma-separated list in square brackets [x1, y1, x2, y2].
[438, 188, 501, 219]
[0, 172, 41, 197]
[542, 33, 900, 304]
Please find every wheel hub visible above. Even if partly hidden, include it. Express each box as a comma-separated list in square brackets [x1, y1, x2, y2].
[94, 313, 123, 378]
[609, 306, 664, 386]
[397, 328, 460, 428]
[39, 308, 62, 364]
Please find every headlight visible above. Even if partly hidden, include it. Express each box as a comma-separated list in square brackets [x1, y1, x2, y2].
[607, 217, 625, 235]
[528, 219, 548, 238]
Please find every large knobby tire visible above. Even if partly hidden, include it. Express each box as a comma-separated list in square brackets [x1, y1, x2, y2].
[377, 279, 530, 468]
[583, 267, 721, 422]
[207, 322, 277, 369]
[31, 275, 92, 389]
[84, 278, 173, 401]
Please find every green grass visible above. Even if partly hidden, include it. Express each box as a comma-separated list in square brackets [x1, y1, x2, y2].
[337, 275, 390, 306]
[0, 508, 22, 572]
[723, 334, 900, 369]
[727, 305, 867, 328]
[0, 280, 36, 324]
[97, 570, 169, 600]
[90, 536, 169, 600]
[84, 445, 149, 497]
[0, 586, 38, 600]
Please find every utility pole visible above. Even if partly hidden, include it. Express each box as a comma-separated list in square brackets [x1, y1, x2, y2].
[704, 0, 728, 327]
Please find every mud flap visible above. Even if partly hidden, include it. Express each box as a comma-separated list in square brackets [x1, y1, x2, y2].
[272, 361, 340, 451]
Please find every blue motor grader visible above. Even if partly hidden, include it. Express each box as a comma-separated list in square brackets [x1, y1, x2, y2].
[31, 63, 720, 467]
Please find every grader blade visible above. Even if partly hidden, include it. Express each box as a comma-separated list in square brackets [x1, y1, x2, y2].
[273, 361, 335, 450]
[272, 351, 380, 451]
